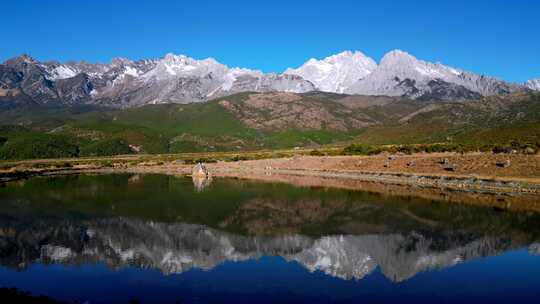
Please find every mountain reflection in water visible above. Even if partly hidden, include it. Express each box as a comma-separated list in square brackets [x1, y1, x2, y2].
[0, 173, 539, 303]
[22, 218, 521, 282]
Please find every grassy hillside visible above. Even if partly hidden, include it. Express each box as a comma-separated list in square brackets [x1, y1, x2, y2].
[1, 91, 539, 160]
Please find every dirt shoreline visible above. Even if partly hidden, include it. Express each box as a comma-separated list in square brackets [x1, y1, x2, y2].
[1, 153, 539, 211]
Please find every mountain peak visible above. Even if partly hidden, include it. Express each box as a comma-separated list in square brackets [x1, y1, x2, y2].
[380, 50, 418, 66]
[526, 78, 540, 91]
[5, 54, 38, 66]
[111, 57, 134, 66]
[160, 53, 223, 69]
[162, 53, 192, 64]
[20, 54, 37, 63]
[284, 50, 377, 93]
[310, 50, 371, 63]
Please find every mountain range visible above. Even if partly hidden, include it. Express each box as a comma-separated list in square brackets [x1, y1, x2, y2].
[1, 50, 538, 108]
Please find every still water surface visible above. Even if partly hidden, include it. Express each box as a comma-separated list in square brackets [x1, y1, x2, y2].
[0, 174, 539, 303]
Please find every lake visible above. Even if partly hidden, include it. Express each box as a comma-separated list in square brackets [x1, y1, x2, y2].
[0, 173, 539, 303]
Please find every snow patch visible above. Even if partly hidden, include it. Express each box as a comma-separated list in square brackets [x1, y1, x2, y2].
[50, 65, 78, 80]
[41, 245, 73, 261]
[124, 66, 140, 77]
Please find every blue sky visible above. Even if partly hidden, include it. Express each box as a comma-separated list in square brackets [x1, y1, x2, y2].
[1, 0, 539, 82]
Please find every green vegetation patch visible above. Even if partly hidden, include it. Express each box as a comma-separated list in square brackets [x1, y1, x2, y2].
[80, 138, 134, 157]
[0, 132, 79, 160]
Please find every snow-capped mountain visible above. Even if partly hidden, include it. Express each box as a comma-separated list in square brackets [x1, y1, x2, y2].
[285, 49, 527, 100]
[526, 78, 540, 91]
[284, 51, 377, 93]
[0, 53, 315, 108]
[345, 50, 526, 100]
[0, 50, 530, 108]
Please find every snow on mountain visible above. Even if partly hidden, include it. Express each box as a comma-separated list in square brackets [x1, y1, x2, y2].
[0, 50, 530, 108]
[346, 50, 526, 100]
[221, 68, 263, 91]
[284, 51, 377, 93]
[134, 54, 314, 104]
[44, 64, 79, 80]
[145, 53, 228, 80]
[346, 50, 465, 97]
[526, 78, 540, 91]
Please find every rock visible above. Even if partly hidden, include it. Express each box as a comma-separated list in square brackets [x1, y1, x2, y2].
[192, 162, 211, 191]
[496, 160, 511, 168]
[529, 243, 540, 256]
[524, 147, 536, 155]
[128, 144, 142, 153]
[439, 158, 450, 165]
[128, 174, 141, 184]
[192, 162, 209, 177]
[192, 175, 212, 192]
[443, 164, 456, 171]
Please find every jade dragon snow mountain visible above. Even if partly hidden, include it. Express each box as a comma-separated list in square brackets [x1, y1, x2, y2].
[0, 50, 536, 108]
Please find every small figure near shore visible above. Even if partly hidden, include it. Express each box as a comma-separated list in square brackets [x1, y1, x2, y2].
[192, 162, 209, 177]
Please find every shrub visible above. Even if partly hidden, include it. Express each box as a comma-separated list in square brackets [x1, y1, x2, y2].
[343, 144, 372, 155]
[396, 145, 418, 155]
[492, 145, 512, 154]
[309, 149, 325, 156]
[0, 134, 79, 160]
[230, 155, 249, 162]
[100, 160, 114, 167]
[80, 138, 133, 157]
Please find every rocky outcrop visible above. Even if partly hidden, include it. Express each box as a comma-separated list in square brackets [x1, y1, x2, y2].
[192, 162, 209, 177]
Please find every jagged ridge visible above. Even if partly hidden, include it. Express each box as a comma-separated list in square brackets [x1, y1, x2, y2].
[0, 50, 533, 108]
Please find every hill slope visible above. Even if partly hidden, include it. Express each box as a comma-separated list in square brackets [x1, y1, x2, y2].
[1, 92, 540, 159]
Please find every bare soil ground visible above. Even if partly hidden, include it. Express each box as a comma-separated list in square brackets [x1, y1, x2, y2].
[208, 152, 540, 182]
